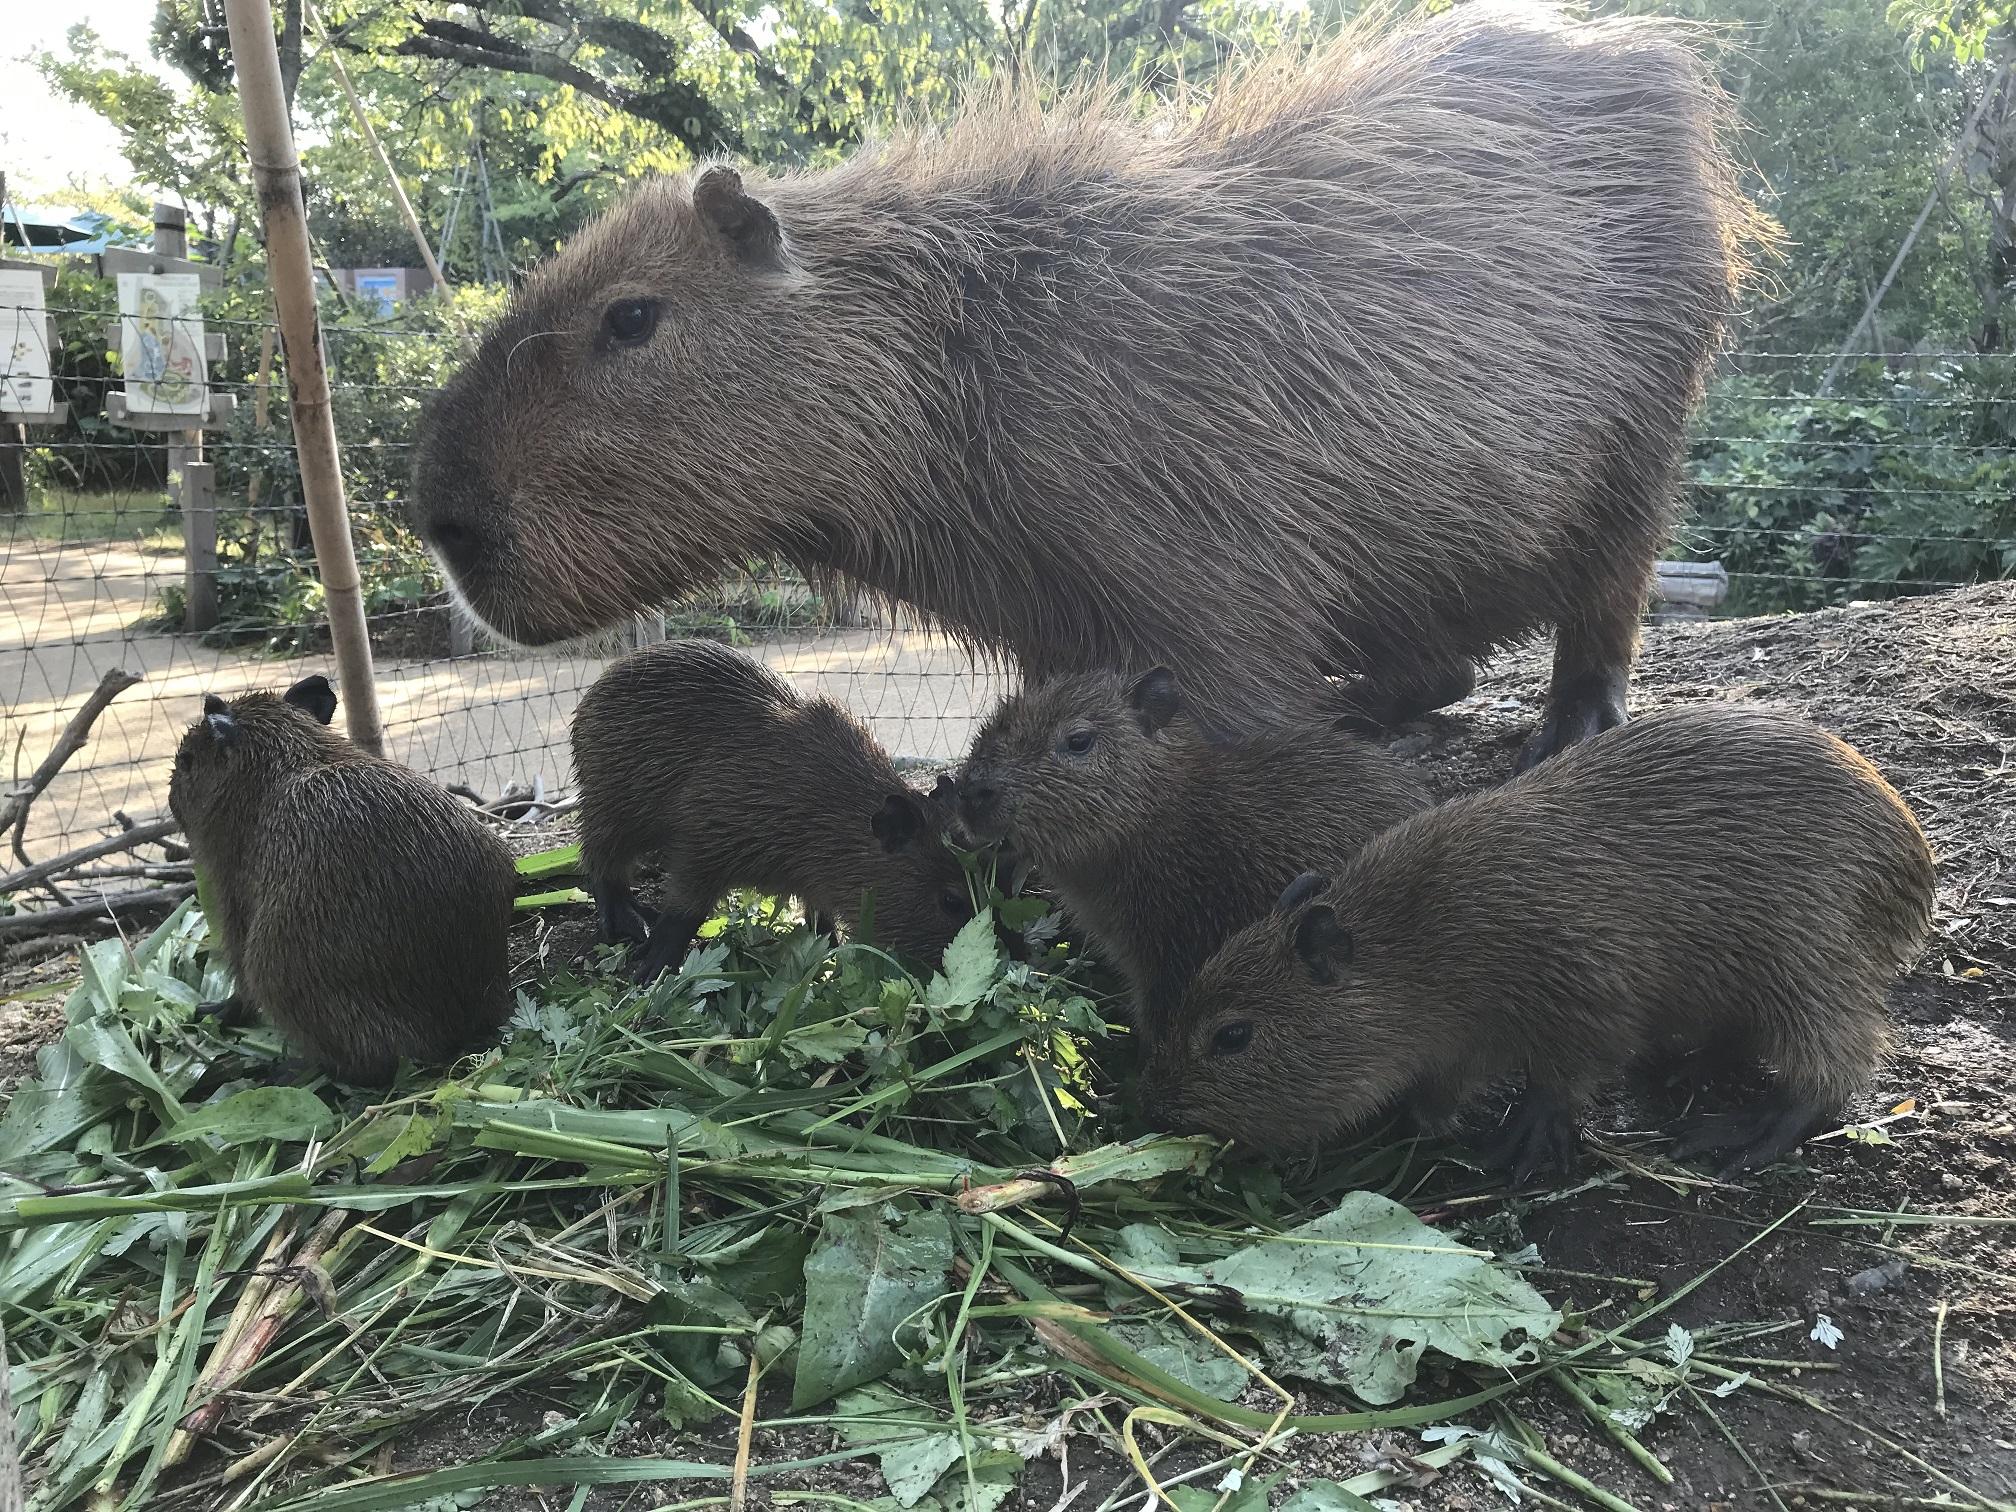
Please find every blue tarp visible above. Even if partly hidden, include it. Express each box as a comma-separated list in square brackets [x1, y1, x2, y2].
[2, 204, 141, 255]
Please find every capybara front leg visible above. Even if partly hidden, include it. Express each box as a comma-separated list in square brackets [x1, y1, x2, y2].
[1337, 658, 1479, 731]
[1518, 600, 1637, 771]
[1481, 1083, 1586, 1181]
[630, 907, 708, 984]
[1670, 1101, 1835, 1179]
[591, 876, 657, 948]
[194, 991, 254, 1027]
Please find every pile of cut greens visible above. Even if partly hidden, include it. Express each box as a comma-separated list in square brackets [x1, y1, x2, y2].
[2, 858, 1781, 1512]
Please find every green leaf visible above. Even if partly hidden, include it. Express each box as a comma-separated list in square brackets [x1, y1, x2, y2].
[835, 1384, 966, 1507]
[995, 896, 1051, 933]
[515, 887, 593, 909]
[925, 910, 1002, 1011]
[1279, 1483, 1384, 1512]
[515, 843, 583, 879]
[1053, 1135, 1217, 1191]
[353, 1111, 448, 1174]
[65, 1017, 185, 1117]
[793, 1201, 953, 1409]
[151, 1087, 338, 1150]
[785, 1015, 870, 1064]
[1198, 1191, 1560, 1405]
[193, 863, 220, 929]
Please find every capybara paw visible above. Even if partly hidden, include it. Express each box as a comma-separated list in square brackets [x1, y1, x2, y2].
[594, 892, 656, 948]
[194, 993, 253, 1027]
[1516, 681, 1629, 772]
[1671, 1104, 1830, 1178]
[1483, 1091, 1583, 1182]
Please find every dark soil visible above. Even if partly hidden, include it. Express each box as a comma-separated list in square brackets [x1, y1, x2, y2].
[9, 584, 2015, 1509]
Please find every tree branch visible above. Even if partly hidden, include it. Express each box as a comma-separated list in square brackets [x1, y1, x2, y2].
[389, 18, 741, 150]
[0, 884, 195, 936]
[0, 818, 183, 900]
[3, 670, 145, 906]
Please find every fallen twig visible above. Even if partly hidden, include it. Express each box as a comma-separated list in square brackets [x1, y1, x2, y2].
[0, 819, 183, 902]
[1, 1306, 21, 1512]
[0, 883, 194, 935]
[1, 669, 144, 904]
[168, 1209, 351, 1462]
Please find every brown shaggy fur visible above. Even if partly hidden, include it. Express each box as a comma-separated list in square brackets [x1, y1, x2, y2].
[168, 678, 517, 1085]
[959, 667, 1429, 1037]
[572, 639, 978, 979]
[412, 3, 1768, 762]
[1138, 705, 1937, 1174]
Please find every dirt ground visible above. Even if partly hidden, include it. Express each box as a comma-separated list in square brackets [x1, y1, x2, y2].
[6, 583, 2014, 1509]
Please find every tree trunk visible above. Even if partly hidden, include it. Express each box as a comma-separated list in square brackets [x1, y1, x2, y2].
[280, 0, 304, 107]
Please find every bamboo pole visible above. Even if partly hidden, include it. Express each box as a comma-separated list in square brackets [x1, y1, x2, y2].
[303, 1, 450, 297]
[223, 0, 385, 755]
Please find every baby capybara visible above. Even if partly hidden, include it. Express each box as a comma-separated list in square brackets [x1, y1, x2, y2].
[571, 639, 977, 981]
[958, 667, 1429, 1039]
[412, 4, 1768, 768]
[1139, 705, 1936, 1176]
[168, 676, 517, 1084]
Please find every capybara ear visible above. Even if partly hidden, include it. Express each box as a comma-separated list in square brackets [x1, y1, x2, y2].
[283, 674, 339, 726]
[1275, 871, 1331, 915]
[1292, 903, 1351, 984]
[872, 791, 926, 853]
[203, 700, 241, 748]
[691, 166, 787, 270]
[1129, 666, 1181, 734]
[930, 772, 960, 806]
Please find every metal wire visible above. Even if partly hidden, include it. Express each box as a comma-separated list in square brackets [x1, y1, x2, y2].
[2, 299, 2011, 886]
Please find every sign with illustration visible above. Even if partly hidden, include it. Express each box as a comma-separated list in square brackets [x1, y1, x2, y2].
[118, 272, 208, 415]
[0, 269, 54, 417]
[354, 272, 400, 312]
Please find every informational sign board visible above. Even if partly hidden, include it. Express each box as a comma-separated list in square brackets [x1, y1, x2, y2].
[118, 272, 208, 416]
[353, 272, 400, 312]
[0, 269, 53, 417]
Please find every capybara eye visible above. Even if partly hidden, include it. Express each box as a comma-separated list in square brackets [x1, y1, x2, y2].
[602, 299, 659, 347]
[1060, 728, 1096, 758]
[1211, 1021, 1253, 1056]
[939, 886, 969, 917]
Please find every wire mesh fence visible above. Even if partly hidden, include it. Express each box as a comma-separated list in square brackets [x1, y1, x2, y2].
[3, 252, 2013, 909]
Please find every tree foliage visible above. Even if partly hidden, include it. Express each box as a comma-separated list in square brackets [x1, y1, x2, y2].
[25, 0, 2016, 614]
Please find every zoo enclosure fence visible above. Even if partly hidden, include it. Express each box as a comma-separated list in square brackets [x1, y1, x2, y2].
[2, 265, 2014, 912]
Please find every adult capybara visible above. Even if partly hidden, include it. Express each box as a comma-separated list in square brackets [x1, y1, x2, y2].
[1138, 705, 1937, 1176]
[571, 639, 980, 981]
[958, 667, 1428, 1036]
[411, 3, 1764, 766]
[168, 676, 518, 1084]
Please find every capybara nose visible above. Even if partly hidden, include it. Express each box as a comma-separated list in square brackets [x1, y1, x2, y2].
[959, 779, 999, 823]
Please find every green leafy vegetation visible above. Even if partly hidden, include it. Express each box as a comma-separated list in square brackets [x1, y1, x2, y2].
[0, 890, 1673, 1507]
[10, 881, 1980, 1508]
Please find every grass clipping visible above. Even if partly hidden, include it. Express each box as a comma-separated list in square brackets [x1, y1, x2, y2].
[1, 892, 1573, 1511]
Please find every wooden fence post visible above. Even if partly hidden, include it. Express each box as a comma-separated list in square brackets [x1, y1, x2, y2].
[151, 203, 222, 633]
[223, 0, 385, 755]
[181, 461, 219, 631]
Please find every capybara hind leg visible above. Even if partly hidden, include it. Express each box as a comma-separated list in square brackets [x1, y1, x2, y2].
[1482, 1084, 1585, 1181]
[591, 876, 656, 948]
[631, 907, 708, 984]
[1670, 1101, 1834, 1177]
[808, 909, 836, 939]
[1518, 610, 1636, 772]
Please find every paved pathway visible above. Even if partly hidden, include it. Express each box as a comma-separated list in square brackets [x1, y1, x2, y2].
[1, 535, 1010, 864]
